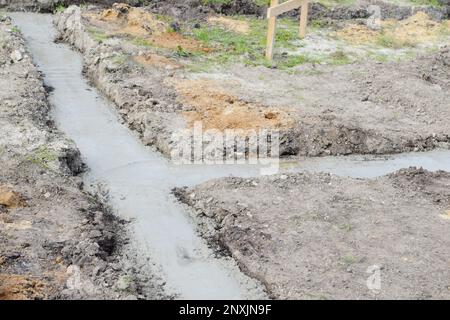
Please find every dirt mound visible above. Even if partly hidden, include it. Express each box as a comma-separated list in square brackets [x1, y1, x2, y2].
[176, 168, 450, 299]
[0, 275, 48, 300]
[353, 46, 450, 111]
[173, 79, 294, 131]
[146, 0, 265, 21]
[133, 53, 182, 70]
[335, 12, 449, 46]
[150, 32, 212, 52]
[389, 167, 450, 206]
[0, 186, 25, 208]
[85, 3, 211, 52]
[334, 23, 379, 45]
[207, 16, 250, 34]
[98, 3, 167, 37]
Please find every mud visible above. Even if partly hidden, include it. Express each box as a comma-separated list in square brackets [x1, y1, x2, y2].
[175, 167, 450, 299]
[0, 15, 160, 300]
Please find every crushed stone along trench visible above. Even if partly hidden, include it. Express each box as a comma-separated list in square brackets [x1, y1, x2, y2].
[10, 12, 450, 299]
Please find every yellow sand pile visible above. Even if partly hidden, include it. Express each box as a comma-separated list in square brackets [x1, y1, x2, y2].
[173, 79, 293, 131]
[335, 12, 449, 47]
[208, 16, 250, 34]
[85, 3, 211, 52]
[133, 53, 182, 70]
[0, 186, 25, 208]
[98, 2, 168, 37]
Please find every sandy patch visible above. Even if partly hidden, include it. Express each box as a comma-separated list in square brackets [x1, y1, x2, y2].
[133, 53, 182, 70]
[208, 16, 250, 34]
[85, 3, 211, 53]
[149, 32, 213, 53]
[335, 12, 449, 46]
[0, 274, 47, 300]
[0, 186, 25, 208]
[440, 210, 450, 220]
[98, 2, 167, 37]
[172, 79, 294, 131]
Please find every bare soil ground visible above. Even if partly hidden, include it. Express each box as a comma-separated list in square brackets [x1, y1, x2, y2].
[55, 3, 450, 159]
[0, 15, 162, 300]
[174, 167, 450, 299]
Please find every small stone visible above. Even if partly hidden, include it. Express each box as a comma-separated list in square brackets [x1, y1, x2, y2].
[10, 50, 23, 62]
[0, 186, 25, 208]
[89, 230, 102, 238]
[115, 275, 136, 292]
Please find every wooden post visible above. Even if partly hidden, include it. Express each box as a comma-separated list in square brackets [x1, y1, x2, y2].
[299, 1, 309, 39]
[265, 0, 279, 61]
[265, 0, 309, 61]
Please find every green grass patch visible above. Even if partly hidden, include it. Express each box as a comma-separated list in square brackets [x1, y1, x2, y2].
[26, 147, 58, 170]
[327, 50, 351, 65]
[11, 26, 20, 34]
[130, 37, 153, 48]
[316, 0, 356, 8]
[54, 3, 66, 13]
[86, 27, 110, 43]
[189, 16, 319, 69]
[202, 0, 231, 5]
[376, 33, 416, 49]
[277, 54, 320, 68]
[111, 54, 128, 66]
[408, 0, 443, 7]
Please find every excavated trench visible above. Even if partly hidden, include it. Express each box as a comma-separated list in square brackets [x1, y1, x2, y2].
[11, 12, 450, 299]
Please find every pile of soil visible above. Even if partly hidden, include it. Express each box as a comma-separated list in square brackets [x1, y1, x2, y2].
[174, 167, 450, 299]
[84, 3, 211, 52]
[335, 12, 450, 45]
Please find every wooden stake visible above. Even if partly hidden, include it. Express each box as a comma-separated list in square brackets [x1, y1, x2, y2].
[265, 0, 279, 61]
[265, 0, 309, 61]
[299, 1, 309, 39]
[267, 0, 304, 18]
